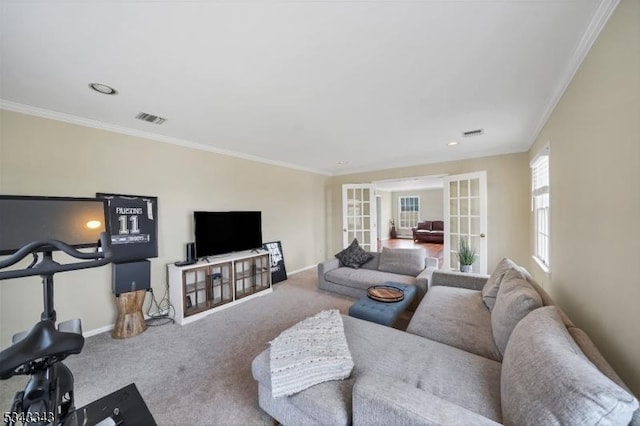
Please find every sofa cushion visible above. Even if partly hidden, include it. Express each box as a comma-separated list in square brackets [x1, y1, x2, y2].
[406, 286, 501, 361]
[501, 306, 639, 426]
[481, 257, 518, 311]
[254, 315, 503, 424]
[431, 220, 444, 231]
[377, 247, 425, 276]
[325, 267, 417, 292]
[491, 268, 542, 356]
[416, 221, 432, 230]
[335, 238, 373, 269]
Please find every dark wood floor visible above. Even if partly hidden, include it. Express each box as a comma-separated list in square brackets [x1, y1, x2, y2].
[378, 237, 444, 268]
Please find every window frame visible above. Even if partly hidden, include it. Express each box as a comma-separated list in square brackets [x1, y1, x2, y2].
[531, 144, 550, 272]
[398, 195, 420, 229]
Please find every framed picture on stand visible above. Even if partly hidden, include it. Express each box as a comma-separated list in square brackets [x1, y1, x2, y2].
[262, 240, 287, 284]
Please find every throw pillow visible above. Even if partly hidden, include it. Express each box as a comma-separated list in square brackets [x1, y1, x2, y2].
[334, 239, 373, 268]
[491, 268, 542, 356]
[481, 257, 519, 311]
[377, 247, 425, 276]
[269, 309, 354, 398]
[501, 307, 638, 425]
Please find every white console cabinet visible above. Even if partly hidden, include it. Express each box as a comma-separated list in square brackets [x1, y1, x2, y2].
[167, 250, 271, 325]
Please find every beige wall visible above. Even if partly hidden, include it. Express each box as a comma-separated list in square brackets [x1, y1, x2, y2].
[0, 110, 329, 347]
[328, 152, 530, 271]
[528, 0, 640, 395]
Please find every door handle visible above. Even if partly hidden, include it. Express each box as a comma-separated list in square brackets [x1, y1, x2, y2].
[480, 233, 486, 238]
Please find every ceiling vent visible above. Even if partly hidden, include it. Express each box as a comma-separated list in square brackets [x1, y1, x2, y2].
[135, 112, 167, 125]
[462, 128, 484, 137]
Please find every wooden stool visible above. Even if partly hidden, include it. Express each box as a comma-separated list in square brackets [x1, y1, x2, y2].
[112, 290, 147, 339]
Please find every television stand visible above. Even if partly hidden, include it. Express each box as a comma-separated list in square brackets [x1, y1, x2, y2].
[167, 250, 271, 325]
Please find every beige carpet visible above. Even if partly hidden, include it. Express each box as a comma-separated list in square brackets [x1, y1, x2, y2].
[0, 268, 355, 425]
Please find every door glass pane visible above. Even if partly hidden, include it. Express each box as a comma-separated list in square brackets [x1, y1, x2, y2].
[450, 198, 458, 215]
[460, 180, 469, 197]
[450, 252, 459, 269]
[470, 178, 480, 197]
[470, 197, 480, 216]
[470, 217, 480, 235]
[461, 218, 469, 234]
[450, 181, 458, 197]
[470, 236, 481, 258]
[460, 198, 469, 216]
[450, 217, 458, 234]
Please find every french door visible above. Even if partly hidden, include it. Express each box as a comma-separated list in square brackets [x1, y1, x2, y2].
[443, 171, 488, 273]
[342, 184, 377, 251]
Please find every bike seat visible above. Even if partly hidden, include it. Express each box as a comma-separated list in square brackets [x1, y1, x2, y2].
[0, 320, 84, 379]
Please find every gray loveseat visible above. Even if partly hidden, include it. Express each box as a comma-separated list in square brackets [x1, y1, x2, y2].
[318, 247, 438, 303]
[252, 258, 640, 425]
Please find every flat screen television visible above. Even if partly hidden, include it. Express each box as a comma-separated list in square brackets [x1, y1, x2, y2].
[194, 211, 262, 258]
[0, 195, 108, 255]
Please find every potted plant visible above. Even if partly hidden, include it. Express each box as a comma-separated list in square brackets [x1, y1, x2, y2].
[457, 238, 476, 272]
[389, 219, 397, 239]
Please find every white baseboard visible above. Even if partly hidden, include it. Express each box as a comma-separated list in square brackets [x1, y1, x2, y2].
[288, 264, 317, 275]
[83, 309, 171, 338]
[84, 324, 114, 338]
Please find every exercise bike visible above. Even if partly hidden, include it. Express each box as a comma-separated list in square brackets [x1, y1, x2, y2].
[0, 233, 113, 426]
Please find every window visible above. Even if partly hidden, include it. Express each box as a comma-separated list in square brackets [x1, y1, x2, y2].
[531, 145, 550, 270]
[399, 196, 420, 229]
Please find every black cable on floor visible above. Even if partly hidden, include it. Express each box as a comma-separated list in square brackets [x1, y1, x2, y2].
[144, 283, 175, 326]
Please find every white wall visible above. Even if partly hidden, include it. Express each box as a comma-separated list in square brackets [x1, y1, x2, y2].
[0, 110, 329, 347]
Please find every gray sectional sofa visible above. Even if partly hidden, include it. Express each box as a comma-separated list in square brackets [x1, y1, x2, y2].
[252, 258, 640, 425]
[318, 247, 438, 302]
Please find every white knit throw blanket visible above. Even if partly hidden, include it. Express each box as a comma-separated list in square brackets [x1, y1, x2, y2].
[269, 309, 354, 398]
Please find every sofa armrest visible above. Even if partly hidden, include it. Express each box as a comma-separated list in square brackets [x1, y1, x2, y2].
[318, 257, 340, 276]
[317, 257, 341, 292]
[353, 375, 501, 426]
[430, 270, 489, 291]
[414, 266, 436, 299]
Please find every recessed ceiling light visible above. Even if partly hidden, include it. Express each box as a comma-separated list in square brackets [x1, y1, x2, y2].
[447, 141, 459, 146]
[89, 83, 118, 95]
[337, 160, 349, 165]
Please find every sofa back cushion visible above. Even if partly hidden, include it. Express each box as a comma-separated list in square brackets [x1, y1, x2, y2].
[481, 257, 519, 311]
[431, 220, 444, 231]
[491, 268, 542, 356]
[360, 252, 380, 270]
[416, 221, 432, 230]
[501, 306, 638, 426]
[377, 247, 425, 276]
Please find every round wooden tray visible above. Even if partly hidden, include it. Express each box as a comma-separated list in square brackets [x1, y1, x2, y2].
[367, 285, 405, 303]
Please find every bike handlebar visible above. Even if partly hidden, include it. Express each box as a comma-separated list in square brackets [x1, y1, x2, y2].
[0, 233, 113, 280]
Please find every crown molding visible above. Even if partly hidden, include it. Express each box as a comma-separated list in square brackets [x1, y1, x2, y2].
[526, 0, 621, 149]
[0, 100, 331, 177]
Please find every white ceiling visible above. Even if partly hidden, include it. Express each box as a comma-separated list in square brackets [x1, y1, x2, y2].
[0, 0, 618, 176]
